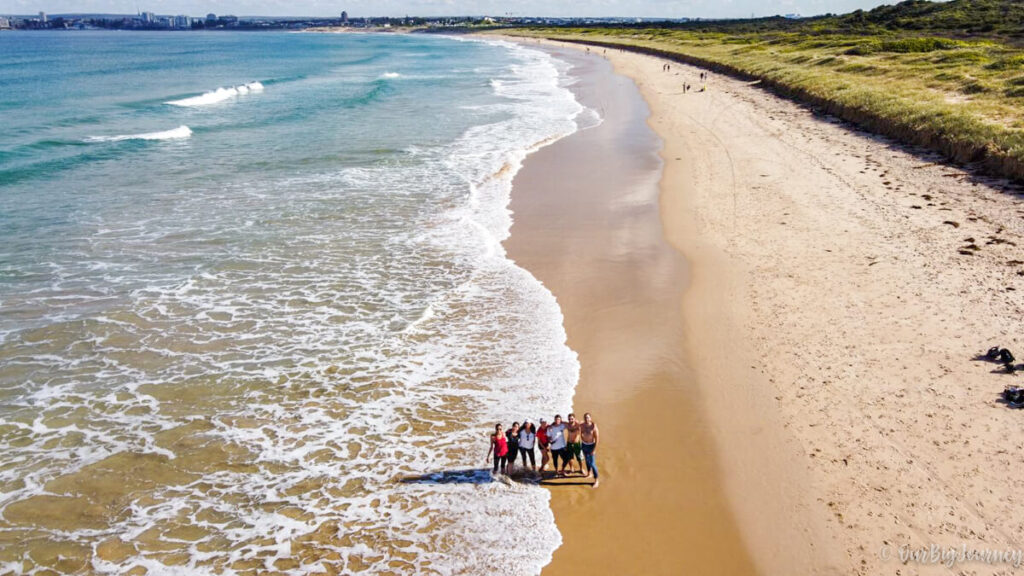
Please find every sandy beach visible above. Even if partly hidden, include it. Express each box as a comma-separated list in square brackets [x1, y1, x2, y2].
[505, 37, 1024, 575]
[503, 46, 757, 574]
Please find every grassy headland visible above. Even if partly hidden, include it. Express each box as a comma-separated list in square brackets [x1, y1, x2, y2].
[497, 0, 1024, 182]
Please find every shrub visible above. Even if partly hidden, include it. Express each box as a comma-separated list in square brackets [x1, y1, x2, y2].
[987, 54, 1024, 70]
[961, 81, 991, 94]
[849, 37, 975, 56]
[935, 50, 989, 63]
[879, 37, 966, 52]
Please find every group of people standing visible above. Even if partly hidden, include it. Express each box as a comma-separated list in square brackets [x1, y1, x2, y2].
[486, 413, 600, 488]
[662, 62, 710, 93]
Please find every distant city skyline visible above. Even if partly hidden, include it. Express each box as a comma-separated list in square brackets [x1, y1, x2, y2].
[1, 0, 914, 19]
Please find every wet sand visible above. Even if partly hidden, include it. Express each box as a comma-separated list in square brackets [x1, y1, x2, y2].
[503, 46, 757, 575]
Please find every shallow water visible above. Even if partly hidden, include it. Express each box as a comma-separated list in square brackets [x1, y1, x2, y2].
[0, 31, 583, 575]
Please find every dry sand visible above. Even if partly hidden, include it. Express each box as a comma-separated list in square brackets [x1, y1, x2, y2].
[507, 36, 1024, 576]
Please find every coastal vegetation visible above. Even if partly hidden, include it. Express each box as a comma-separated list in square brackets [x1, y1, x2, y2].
[500, 0, 1024, 182]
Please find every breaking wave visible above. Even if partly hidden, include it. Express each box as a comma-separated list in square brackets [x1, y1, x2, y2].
[84, 125, 192, 142]
[166, 82, 265, 107]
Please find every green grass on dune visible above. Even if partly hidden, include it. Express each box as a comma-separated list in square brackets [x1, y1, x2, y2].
[495, 0, 1024, 181]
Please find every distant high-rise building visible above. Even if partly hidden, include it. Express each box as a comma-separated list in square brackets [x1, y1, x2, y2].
[38, 11, 47, 23]
[206, 13, 217, 21]
[0, 17, 10, 29]
[341, 11, 348, 24]
[174, 15, 191, 28]
[141, 11, 155, 23]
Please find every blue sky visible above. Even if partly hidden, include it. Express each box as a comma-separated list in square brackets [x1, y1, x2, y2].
[2, 0, 907, 18]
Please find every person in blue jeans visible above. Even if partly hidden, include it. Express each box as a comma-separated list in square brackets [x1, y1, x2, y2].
[547, 415, 568, 478]
[580, 412, 600, 488]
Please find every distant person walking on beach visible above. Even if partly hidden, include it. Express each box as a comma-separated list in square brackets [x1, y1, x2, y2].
[581, 413, 600, 488]
[487, 423, 508, 475]
[518, 422, 537, 472]
[506, 422, 520, 472]
[547, 415, 568, 477]
[537, 418, 551, 472]
[564, 413, 583, 475]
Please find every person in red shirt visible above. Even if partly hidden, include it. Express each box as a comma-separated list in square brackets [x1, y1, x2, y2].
[487, 423, 508, 475]
[536, 418, 550, 475]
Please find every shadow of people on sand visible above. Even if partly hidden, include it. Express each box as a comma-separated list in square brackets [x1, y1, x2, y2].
[538, 478, 594, 487]
[400, 468, 591, 487]
[399, 469, 497, 485]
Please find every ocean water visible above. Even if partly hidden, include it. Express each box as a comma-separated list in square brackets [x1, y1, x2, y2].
[0, 31, 586, 575]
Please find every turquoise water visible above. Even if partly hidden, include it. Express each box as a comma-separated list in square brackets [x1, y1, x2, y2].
[0, 31, 583, 574]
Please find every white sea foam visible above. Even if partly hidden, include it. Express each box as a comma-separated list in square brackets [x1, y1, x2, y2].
[84, 125, 192, 143]
[577, 106, 605, 131]
[380, 71, 401, 79]
[166, 82, 264, 107]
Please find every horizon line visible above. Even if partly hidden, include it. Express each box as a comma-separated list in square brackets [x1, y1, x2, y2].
[1, 10, 832, 20]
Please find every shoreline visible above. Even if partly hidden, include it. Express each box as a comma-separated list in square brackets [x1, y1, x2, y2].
[502, 43, 758, 574]
[516, 37, 1024, 575]
[510, 34, 1024, 186]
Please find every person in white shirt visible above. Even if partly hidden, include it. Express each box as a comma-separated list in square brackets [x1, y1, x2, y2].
[518, 421, 537, 472]
[546, 415, 568, 478]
